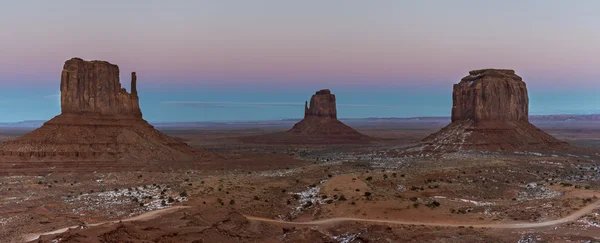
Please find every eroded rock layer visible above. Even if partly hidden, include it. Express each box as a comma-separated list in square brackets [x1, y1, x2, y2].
[288, 89, 365, 138]
[241, 89, 368, 144]
[420, 69, 566, 152]
[0, 58, 205, 162]
[61, 58, 142, 117]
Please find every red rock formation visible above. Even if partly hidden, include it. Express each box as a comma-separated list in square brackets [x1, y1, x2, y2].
[303, 89, 337, 119]
[0, 58, 207, 162]
[61, 58, 142, 117]
[452, 69, 528, 122]
[240, 89, 369, 144]
[288, 89, 361, 136]
[420, 69, 566, 152]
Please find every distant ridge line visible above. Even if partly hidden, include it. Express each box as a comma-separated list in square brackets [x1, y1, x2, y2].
[0, 114, 599, 129]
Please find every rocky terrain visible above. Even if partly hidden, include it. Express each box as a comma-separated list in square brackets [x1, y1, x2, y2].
[420, 69, 567, 152]
[1, 129, 596, 243]
[0, 58, 207, 162]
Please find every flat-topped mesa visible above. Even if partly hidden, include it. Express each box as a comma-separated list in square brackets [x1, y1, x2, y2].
[304, 89, 337, 119]
[0, 57, 207, 162]
[417, 68, 566, 153]
[452, 69, 528, 122]
[60, 58, 142, 117]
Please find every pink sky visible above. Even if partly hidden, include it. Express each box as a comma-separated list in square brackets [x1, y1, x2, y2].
[0, 1, 599, 89]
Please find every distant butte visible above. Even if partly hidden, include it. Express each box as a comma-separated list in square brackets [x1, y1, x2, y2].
[288, 89, 362, 136]
[419, 69, 567, 152]
[0, 58, 208, 163]
[241, 89, 370, 144]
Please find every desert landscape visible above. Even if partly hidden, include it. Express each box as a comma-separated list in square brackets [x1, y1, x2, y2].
[2, 2, 599, 243]
[0, 62, 597, 243]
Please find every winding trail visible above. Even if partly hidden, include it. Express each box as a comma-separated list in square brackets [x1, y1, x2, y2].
[22, 197, 600, 242]
[22, 206, 190, 242]
[245, 198, 600, 229]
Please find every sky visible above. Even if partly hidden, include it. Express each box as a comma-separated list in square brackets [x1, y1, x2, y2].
[0, 0, 599, 122]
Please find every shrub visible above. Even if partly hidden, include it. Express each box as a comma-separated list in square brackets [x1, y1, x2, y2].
[254, 195, 260, 200]
[364, 192, 372, 197]
[339, 195, 347, 201]
[303, 201, 313, 208]
[426, 201, 441, 208]
[229, 199, 235, 205]
[366, 176, 373, 181]
[180, 191, 188, 197]
[413, 203, 420, 208]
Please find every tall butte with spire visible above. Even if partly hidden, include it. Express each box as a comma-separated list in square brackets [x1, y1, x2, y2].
[287, 89, 368, 140]
[0, 58, 206, 163]
[240, 89, 368, 144]
[419, 69, 566, 152]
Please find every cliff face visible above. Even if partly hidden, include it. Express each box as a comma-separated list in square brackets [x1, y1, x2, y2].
[304, 89, 337, 119]
[0, 58, 206, 162]
[286, 89, 367, 141]
[419, 69, 565, 152]
[451, 69, 528, 122]
[60, 58, 141, 117]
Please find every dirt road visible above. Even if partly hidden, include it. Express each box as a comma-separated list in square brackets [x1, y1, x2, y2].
[245, 198, 600, 229]
[22, 206, 190, 242]
[22, 197, 600, 242]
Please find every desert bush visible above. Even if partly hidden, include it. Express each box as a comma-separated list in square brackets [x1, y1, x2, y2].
[426, 201, 441, 208]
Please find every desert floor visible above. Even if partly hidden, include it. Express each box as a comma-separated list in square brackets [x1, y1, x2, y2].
[1, 122, 599, 242]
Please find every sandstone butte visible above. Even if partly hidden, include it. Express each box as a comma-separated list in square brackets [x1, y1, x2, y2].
[420, 69, 566, 152]
[240, 89, 369, 144]
[0, 58, 206, 162]
[287, 89, 367, 138]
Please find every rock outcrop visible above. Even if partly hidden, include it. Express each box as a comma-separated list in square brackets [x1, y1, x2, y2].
[60, 58, 142, 117]
[303, 89, 337, 119]
[451, 69, 528, 122]
[0, 58, 207, 163]
[419, 69, 566, 152]
[240, 89, 369, 144]
[288, 89, 365, 137]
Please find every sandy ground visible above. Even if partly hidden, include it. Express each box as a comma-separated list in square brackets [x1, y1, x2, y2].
[0, 123, 599, 242]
